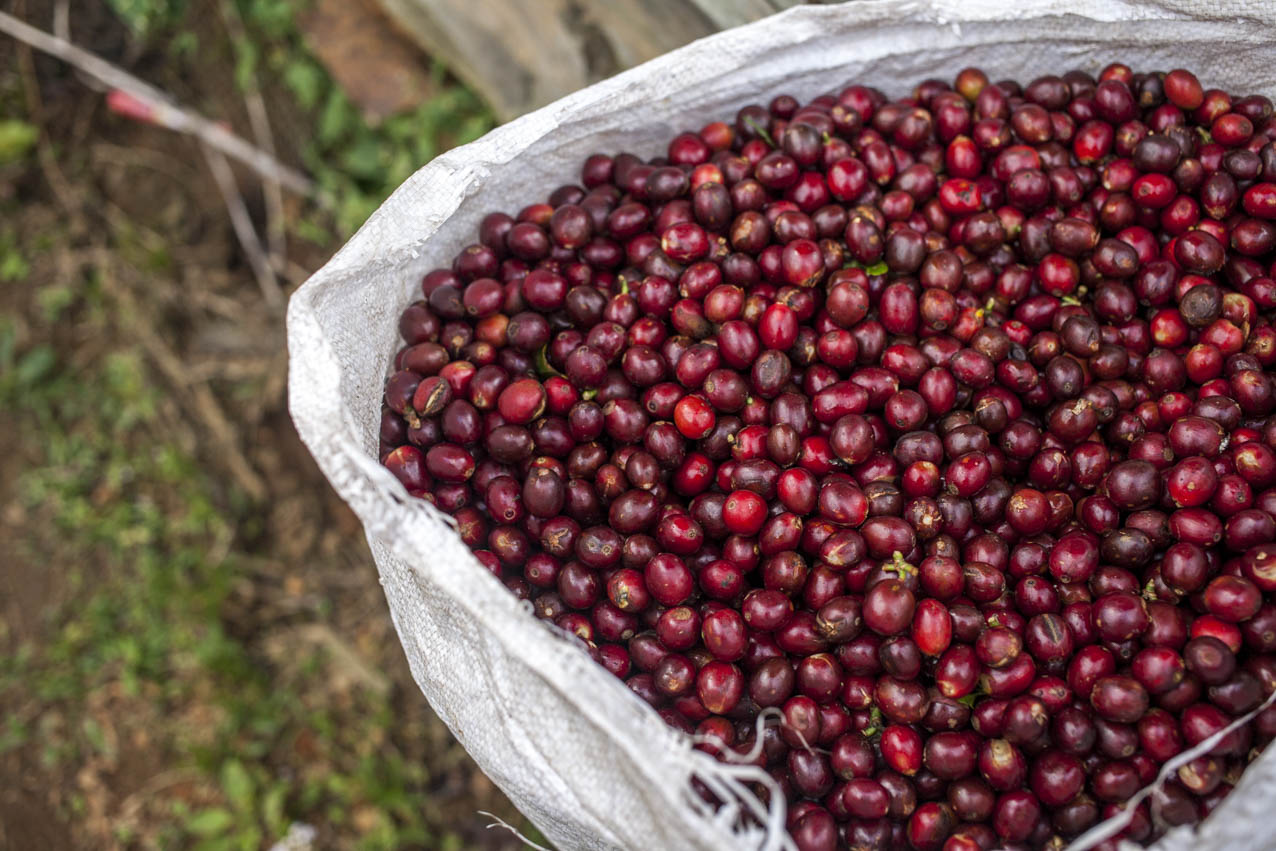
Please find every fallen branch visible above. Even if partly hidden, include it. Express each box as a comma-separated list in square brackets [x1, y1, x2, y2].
[0, 8, 321, 202]
[96, 250, 270, 502]
[52, 0, 68, 41]
[201, 142, 284, 310]
[12, 18, 81, 216]
[219, 0, 288, 271]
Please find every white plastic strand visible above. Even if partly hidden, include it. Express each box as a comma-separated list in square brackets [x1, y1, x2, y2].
[1066, 688, 1276, 851]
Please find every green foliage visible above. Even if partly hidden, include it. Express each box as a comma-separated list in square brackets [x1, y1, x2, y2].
[234, 7, 495, 236]
[3, 3, 514, 847]
[0, 259, 478, 850]
[301, 83, 492, 234]
[0, 119, 38, 164]
[234, 0, 297, 40]
[283, 58, 326, 111]
[105, 0, 187, 37]
[104, 0, 495, 239]
[0, 229, 29, 281]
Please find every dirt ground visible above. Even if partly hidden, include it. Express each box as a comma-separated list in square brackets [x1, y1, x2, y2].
[0, 1, 529, 848]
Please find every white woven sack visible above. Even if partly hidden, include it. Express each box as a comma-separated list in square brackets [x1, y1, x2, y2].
[288, 2, 1276, 848]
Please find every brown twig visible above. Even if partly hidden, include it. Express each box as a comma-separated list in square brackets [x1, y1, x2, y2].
[101, 199, 170, 254]
[114, 769, 202, 827]
[184, 286, 258, 322]
[245, 346, 290, 428]
[218, 0, 288, 272]
[52, 0, 69, 40]
[0, 8, 321, 202]
[89, 141, 198, 186]
[184, 357, 271, 384]
[280, 258, 315, 288]
[201, 142, 284, 310]
[12, 13, 81, 218]
[95, 250, 270, 502]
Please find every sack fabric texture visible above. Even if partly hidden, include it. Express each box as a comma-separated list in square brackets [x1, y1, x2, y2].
[288, 2, 1276, 848]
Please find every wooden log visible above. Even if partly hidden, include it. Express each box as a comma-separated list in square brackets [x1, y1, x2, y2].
[375, 0, 816, 121]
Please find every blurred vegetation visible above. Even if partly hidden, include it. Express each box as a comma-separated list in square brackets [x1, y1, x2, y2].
[0, 1, 536, 849]
[108, 0, 493, 234]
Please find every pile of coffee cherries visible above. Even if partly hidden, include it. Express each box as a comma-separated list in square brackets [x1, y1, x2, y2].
[379, 63, 1276, 850]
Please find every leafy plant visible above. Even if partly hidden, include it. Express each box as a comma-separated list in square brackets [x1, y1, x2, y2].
[0, 119, 38, 163]
[235, 1, 496, 237]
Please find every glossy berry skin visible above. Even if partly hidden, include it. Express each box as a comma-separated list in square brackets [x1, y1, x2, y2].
[723, 489, 767, 536]
[384, 445, 429, 490]
[1029, 750, 1085, 808]
[1204, 576, 1262, 622]
[978, 739, 1027, 791]
[882, 724, 923, 775]
[701, 609, 747, 661]
[1093, 593, 1149, 642]
[993, 790, 1041, 842]
[382, 64, 1276, 851]
[696, 661, 743, 715]
[1167, 456, 1219, 507]
[674, 394, 716, 439]
[1132, 647, 1186, 694]
[865, 579, 916, 636]
[913, 598, 953, 656]
[497, 378, 547, 423]
[1091, 676, 1150, 724]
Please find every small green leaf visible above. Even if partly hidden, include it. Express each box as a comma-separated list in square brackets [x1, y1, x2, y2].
[533, 346, 562, 379]
[317, 90, 354, 145]
[14, 345, 55, 387]
[186, 807, 234, 837]
[0, 246, 28, 282]
[261, 784, 287, 834]
[191, 835, 237, 851]
[0, 319, 16, 373]
[864, 261, 889, 276]
[0, 715, 28, 754]
[284, 60, 326, 111]
[221, 760, 254, 813]
[171, 31, 198, 57]
[340, 136, 384, 181]
[0, 120, 38, 164]
[231, 37, 259, 93]
[37, 285, 74, 321]
[81, 717, 109, 757]
[104, 0, 184, 37]
[742, 116, 775, 148]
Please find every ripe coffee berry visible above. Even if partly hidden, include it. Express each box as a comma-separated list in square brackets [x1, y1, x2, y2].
[383, 63, 1276, 851]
